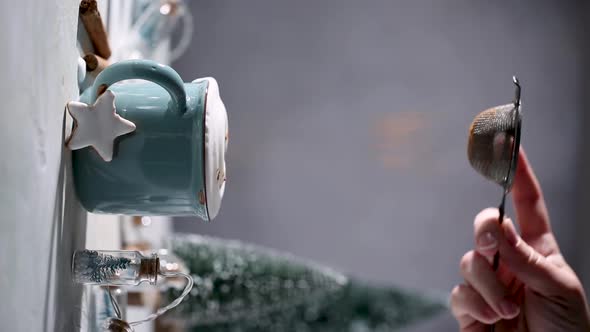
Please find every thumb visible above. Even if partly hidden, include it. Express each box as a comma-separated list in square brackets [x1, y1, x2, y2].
[497, 218, 561, 293]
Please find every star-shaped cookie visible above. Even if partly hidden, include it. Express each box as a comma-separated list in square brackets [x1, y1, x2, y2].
[66, 90, 136, 162]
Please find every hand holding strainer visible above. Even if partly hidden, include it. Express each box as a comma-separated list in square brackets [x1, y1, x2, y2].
[467, 76, 522, 331]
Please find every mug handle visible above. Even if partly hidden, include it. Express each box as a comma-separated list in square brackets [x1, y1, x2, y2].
[89, 59, 187, 115]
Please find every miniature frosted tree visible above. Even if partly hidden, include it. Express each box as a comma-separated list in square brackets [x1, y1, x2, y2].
[73, 250, 132, 284]
[161, 234, 446, 331]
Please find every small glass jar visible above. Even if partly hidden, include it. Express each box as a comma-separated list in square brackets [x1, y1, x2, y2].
[72, 250, 159, 286]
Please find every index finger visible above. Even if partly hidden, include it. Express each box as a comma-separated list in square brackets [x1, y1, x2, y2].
[511, 148, 552, 242]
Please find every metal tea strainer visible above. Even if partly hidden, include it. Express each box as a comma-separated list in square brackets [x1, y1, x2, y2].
[467, 76, 522, 331]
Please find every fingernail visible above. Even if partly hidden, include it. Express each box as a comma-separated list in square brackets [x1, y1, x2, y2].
[504, 221, 519, 246]
[499, 299, 519, 318]
[476, 232, 498, 251]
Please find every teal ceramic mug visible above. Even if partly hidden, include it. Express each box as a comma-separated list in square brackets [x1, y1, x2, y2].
[72, 59, 228, 220]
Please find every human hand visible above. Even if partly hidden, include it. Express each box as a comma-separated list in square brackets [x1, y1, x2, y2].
[450, 150, 590, 331]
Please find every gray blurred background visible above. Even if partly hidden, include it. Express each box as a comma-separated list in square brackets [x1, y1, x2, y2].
[172, 1, 588, 330]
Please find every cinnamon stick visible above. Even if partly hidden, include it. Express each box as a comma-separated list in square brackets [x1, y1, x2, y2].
[83, 53, 109, 77]
[79, 0, 111, 59]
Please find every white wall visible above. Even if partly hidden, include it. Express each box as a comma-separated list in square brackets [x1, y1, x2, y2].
[0, 1, 86, 331]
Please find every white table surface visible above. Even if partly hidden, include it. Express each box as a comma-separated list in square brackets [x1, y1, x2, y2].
[0, 0, 86, 331]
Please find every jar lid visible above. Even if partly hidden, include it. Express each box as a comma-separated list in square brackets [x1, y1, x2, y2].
[194, 77, 228, 220]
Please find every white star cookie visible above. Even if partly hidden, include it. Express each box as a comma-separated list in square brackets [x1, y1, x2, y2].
[66, 90, 136, 162]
